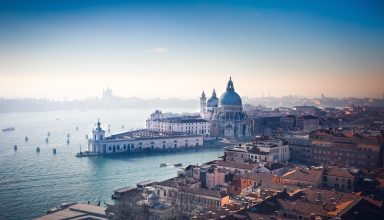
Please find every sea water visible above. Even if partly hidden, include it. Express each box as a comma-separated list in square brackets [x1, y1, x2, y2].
[0, 108, 224, 219]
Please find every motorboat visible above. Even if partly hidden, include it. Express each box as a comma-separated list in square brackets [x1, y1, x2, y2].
[174, 163, 183, 167]
[159, 163, 167, 167]
[2, 127, 15, 132]
[36, 147, 40, 153]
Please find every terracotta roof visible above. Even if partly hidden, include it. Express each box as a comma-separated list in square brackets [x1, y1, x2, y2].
[215, 160, 257, 171]
[323, 167, 354, 178]
[241, 172, 279, 186]
[224, 188, 360, 219]
[182, 187, 227, 198]
[282, 168, 322, 183]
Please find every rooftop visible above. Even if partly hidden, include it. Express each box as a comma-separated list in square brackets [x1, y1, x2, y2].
[323, 167, 354, 178]
[214, 160, 258, 171]
[34, 203, 107, 220]
[282, 168, 322, 183]
[105, 129, 201, 141]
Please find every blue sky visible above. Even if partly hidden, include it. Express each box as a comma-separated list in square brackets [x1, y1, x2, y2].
[0, 0, 383, 99]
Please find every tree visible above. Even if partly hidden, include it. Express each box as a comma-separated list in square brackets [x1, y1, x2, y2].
[106, 189, 149, 220]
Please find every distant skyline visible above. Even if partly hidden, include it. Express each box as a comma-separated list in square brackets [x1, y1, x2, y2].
[0, 0, 383, 100]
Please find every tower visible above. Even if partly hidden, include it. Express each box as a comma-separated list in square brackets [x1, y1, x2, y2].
[200, 91, 207, 114]
[93, 119, 105, 141]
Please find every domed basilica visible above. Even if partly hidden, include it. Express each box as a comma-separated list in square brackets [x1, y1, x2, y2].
[200, 77, 252, 139]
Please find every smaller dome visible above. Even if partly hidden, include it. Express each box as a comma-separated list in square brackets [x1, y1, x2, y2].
[148, 193, 160, 201]
[207, 89, 219, 108]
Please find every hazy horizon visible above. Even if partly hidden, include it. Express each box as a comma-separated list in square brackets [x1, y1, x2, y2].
[1, 0, 383, 100]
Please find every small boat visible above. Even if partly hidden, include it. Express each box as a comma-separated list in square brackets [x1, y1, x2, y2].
[25, 136, 28, 142]
[2, 127, 15, 132]
[159, 163, 167, 167]
[174, 163, 183, 167]
[66, 139, 70, 144]
[36, 147, 40, 153]
[76, 152, 84, 157]
[53, 148, 57, 154]
[14, 145, 17, 151]
[45, 138, 49, 143]
[47, 132, 50, 137]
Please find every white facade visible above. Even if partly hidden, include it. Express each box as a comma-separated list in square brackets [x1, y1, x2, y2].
[146, 110, 211, 138]
[250, 140, 290, 164]
[89, 122, 204, 154]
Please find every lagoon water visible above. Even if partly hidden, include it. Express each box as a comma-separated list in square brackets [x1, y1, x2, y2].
[0, 108, 224, 220]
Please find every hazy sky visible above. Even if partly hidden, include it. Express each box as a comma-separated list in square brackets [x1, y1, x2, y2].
[0, 0, 383, 100]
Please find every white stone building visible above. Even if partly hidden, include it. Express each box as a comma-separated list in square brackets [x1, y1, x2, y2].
[146, 110, 211, 138]
[200, 77, 252, 140]
[89, 121, 203, 154]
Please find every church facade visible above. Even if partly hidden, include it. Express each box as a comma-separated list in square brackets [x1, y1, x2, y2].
[200, 77, 252, 140]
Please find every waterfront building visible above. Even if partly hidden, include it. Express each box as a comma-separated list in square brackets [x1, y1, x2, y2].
[200, 77, 252, 139]
[89, 121, 203, 154]
[146, 110, 211, 138]
[35, 203, 107, 220]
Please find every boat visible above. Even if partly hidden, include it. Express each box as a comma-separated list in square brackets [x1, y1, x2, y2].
[53, 148, 57, 154]
[66, 139, 70, 144]
[47, 132, 50, 136]
[2, 127, 15, 132]
[25, 136, 28, 142]
[159, 163, 167, 167]
[45, 138, 49, 143]
[14, 145, 17, 151]
[75, 151, 98, 157]
[67, 133, 70, 138]
[36, 147, 40, 153]
[174, 163, 183, 167]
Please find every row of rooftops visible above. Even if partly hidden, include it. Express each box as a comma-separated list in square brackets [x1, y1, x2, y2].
[149, 116, 209, 124]
[310, 129, 383, 144]
[105, 129, 201, 141]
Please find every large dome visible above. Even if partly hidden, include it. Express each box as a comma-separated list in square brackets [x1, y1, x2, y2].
[219, 77, 242, 106]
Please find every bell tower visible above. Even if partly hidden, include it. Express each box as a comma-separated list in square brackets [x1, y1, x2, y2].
[200, 91, 207, 115]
